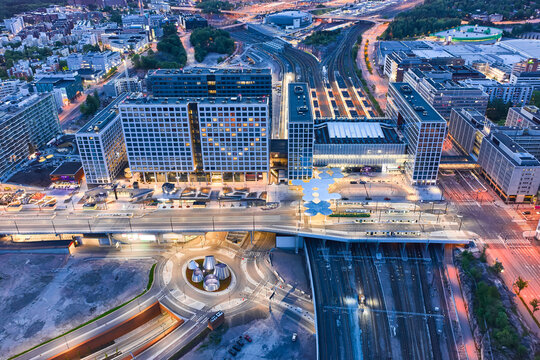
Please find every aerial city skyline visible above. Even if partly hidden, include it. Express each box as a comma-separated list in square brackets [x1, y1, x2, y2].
[0, 0, 540, 359]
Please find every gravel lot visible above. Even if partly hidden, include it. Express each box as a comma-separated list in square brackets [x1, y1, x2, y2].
[0, 254, 153, 359]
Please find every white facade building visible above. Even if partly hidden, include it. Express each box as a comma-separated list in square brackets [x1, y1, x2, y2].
[76, 94, 128, 185]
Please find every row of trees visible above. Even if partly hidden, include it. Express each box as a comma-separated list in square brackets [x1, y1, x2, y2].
[0, 0, 66, 20]
[381, 0, 539, 40]
[132, 23, 187, 69]
[190, 27, 234, 63]
[460, 251, 528, 356]
[195, 0, 234, 14]
[303, 30, 341, 46]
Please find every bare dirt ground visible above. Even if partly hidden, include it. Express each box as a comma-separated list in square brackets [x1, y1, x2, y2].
[184, 306, 316, 360]
[0, 254, 153, 359]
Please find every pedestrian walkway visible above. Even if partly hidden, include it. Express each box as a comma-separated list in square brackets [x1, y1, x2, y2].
[444, 244, 478, 360]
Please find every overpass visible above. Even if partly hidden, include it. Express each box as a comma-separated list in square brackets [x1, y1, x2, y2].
[439, 155, 481, 170]
[0, 211, 472, 245]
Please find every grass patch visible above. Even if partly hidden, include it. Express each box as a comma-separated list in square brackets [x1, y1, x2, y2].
[8, 263, 157, 360]
[329, 213, 371, 218]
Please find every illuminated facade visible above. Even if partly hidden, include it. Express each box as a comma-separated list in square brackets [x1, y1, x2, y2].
[386, 83, 447, 185]
[76, 94, 128, 185]
[118, 95, 269, 182]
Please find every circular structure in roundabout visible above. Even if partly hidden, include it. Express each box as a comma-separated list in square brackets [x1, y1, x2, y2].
[186, 255, 233, 292]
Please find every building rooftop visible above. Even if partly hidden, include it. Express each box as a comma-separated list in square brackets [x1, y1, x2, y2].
[434, 25, 503, 41]
[120, 94, 269, 106]
[314, 121, 403, 145]
[148, 68, 271, 76]
[288, 83, 312, 124]
[0, 93, 50, 123]
[77, 93, 128, 135]
[490, 131, 540, 166]
[391, 83, 446, 123]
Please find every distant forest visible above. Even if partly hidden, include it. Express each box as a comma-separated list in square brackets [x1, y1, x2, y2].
[381, 0, 540, 40]
[1, 0, 67, 20]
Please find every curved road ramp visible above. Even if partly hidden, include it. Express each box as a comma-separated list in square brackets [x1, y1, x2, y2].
[48, 301, 183, 360]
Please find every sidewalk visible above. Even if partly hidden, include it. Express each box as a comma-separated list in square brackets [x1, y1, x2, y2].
[444, 244, 479, 360]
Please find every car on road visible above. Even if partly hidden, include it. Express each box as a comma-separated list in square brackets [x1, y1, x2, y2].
[359, 181, 366, 184]
[244, 334, 252, 342]
[349, 181, 358, 184]
[292, 333, 298, 342]
[232, 344, 241, 352]
[384, 197, 391, 201]
[237, 337, 245, 346]
[365, 197, 372, 200]
[228, 348, 237, 356]
[523, 211, 531, 215]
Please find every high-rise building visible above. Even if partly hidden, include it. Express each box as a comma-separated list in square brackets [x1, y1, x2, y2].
[147, 68, 272, 100]
[76, 94, 128, 185]
[506, 106, 540, 129]
[118, 94, 270, 182]
[404, 68, 489, 119]
[0, 93, 59, 180]
[386, 83, 447, 185]
[288, 83, 314, 180]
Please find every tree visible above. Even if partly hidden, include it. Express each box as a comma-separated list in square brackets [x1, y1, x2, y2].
[490, 260, 504, 274]
[530, 298, 540, 313]
[514, 276, 529, 295]
[530, 90, 540, 108]
[83, 44, 101, 53]
[58, 60, 68, 71]
[80, 91, 100, 117]
[486, 98, 512, 125]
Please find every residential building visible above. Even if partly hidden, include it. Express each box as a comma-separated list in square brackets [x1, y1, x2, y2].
[67, 51, 122, 73]
[118, 94, 270, 183]
[101, 31, 148, 53]
[386, 83, 447, 185]
[460, 78, 533, 105]
[404, 68, 489, 119]
[179, 14, 208, 30]
[4, 17, 24, 35]
[0, 80, 25, 100]
[76, 94, 128, 185]
[103, 76, 142, 97]
[0, 93, 59, 180]
[506, 106, 540, 129]
[288, 83, 314, 180]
